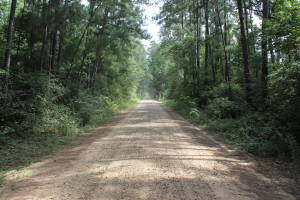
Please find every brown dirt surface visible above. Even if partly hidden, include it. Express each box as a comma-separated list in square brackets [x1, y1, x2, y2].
[0, 99, 299, 200]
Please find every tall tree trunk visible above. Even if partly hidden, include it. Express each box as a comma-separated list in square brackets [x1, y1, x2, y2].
[249, 5, 258, 79]
[243, 0, 250, 43]
[210, 45, 216, 84]
[3, 0, 17, 91]
[39, 0, 49, 71]
[237, 0, 252, 104]
[14, 0, 26, 70]
[204, 0, 209, 81]
[216, 4, 230, 83]
[196, 0, 201, 89]
[261, 0, 269, 102]
[195, 0, 200, 73]
[56, 0, 69, 71]
[56, 31, 63, 70]
[50, 31, 58, 73]
[223, 3, 230, 83]
[49, 0, 61, 73]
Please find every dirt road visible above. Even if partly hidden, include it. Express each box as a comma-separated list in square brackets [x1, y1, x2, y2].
[0, 100, 298, 200]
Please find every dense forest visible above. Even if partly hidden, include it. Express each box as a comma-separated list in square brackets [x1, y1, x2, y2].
[146, 0, 300, 160]
[0, 0, 148, 169]
[0, 0, 300, 173]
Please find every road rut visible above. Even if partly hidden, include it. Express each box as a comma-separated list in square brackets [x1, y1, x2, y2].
[0, 100, 298, 200]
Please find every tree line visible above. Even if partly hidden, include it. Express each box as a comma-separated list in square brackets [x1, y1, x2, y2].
[0, 0, 148, 139]
[1, 0, 300, 161]
[147, 0, 300, 160]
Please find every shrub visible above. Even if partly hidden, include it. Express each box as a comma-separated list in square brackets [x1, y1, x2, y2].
[75, 92, 118, 126]
[269, 62, 300, 133]
[211, 83, 244, 103]
[31, 97, 78, 135]
[164, 96, 300, 160]
[205, 97, 241, 119]
[207, 112, 300, 158]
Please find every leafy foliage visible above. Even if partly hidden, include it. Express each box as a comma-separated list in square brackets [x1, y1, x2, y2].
[0, 0, 148, 173]
[148, 0, 300, 161]
[205, 97, 241, 119]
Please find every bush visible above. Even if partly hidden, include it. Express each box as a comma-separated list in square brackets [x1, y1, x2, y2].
[75, 92, 119, 126]
[205, 111, 300, 158]
[206, 113, 279, 157]
[164, 96, 300, 159]
[269, 62, 300, 134]
[31, 97, 78, 135]
[211, 83, 245, 103]
[205, 97, 241, 119]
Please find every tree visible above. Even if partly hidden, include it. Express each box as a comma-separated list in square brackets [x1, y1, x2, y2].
[236, 0, 252, 104]
[0, 0, 147, 139]
[261, 0, 269, 102]
[3, 0, 17, 91]
[151, 0, 300, 160]
[204, 0, 209, 81]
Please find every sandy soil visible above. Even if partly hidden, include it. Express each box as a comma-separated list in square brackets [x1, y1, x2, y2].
[0, 99, 299, 200]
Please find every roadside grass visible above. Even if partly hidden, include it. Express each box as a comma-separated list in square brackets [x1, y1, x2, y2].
[0, 99, 138, 188]
[161, 98, 295, 158]
[0, 132, 79, 174]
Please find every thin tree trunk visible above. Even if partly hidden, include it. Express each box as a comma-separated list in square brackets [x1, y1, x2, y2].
[14, 0, 26, 70]
[39, 0, 49, 72]
[249, 5, 258, 79]
[204, 0, 209, 81]
[3, 0, 17, 91]
[223, 3, 230, 83]
[261, 0, 269, 102]
[210, 45, 216, 84]
[243, 0, 250, 43]
[196, 0, 201, 91]
[216, 4, 230, 83]
[237, 0, 252, 104]
[50, 31, 58, 72]
[56, 31, 63, 70]
[196, 0, 201, 72]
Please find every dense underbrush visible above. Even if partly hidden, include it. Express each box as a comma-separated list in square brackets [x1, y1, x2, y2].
[164, 97, 299, 161]
[0, 77, 139, 176]
[162, 67, 300, 161]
